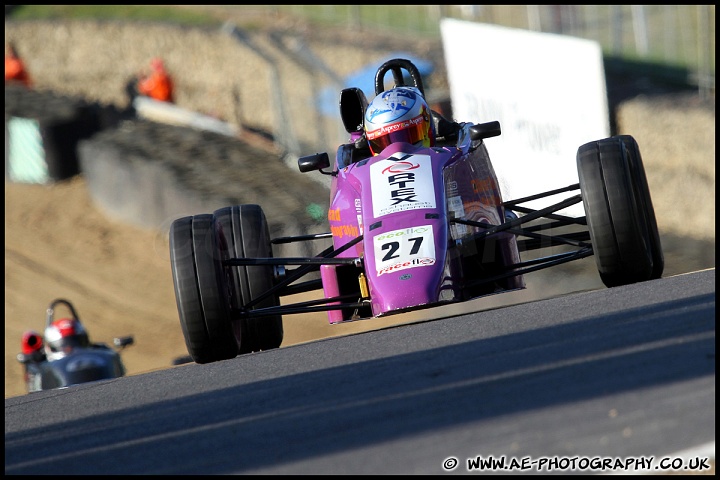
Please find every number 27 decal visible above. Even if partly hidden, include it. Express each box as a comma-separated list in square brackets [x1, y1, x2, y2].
[381, 236, 424, 261]
[373, 226, 436, 275]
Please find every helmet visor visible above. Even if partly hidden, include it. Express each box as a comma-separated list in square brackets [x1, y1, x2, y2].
[366, 113, 428, 155]
[49, 335, 87, 352]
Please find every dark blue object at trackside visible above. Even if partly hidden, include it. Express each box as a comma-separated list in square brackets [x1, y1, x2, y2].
[23, 346, 126, 392]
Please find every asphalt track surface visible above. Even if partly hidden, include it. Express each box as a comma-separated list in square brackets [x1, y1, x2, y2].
[5, 269, 715, 475]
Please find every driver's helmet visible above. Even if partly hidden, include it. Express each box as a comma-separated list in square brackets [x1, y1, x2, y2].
[44, 317, 89, 353]
[363, 86, 436, 156]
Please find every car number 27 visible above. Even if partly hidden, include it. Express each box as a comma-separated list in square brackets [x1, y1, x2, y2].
[373, 225, 436, 276]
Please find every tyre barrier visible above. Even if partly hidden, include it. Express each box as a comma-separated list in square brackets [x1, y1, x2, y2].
[6, 85, 332, 257]
[78, 119, 332, 257]
[4, 85, 109, 183]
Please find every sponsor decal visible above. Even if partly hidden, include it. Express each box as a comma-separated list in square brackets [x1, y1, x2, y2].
[381, 160, 420, 175]
[447, 195, 468, 238]
[378, 257, 435, 276]
[374, 225, 431, 242]
[355, 198, 363, 234]
[367, 114, 424, 140]
[371, 154, 436, 218]
[373, 225, 436, 276]
[328, 208, 341, 222]
[331, 224, 359, 239]
[471, 178, 502, 205]
[365, 89, 417, 125]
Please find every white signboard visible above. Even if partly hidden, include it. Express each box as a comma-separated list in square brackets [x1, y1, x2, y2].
[440, 19, 610, 216]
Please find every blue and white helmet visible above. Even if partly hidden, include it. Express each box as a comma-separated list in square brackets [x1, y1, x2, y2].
[363, 87, 435, 156]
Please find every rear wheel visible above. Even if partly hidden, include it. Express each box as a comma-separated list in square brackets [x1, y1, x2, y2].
[577, 135, 663, 287]
[169, 215, 238, 363]
[214, 205, 283, 353]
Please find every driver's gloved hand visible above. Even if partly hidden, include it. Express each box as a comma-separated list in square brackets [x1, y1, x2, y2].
[354, 135, 369, 150]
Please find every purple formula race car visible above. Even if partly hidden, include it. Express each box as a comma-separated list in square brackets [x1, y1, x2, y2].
[169, 58, 663, 364]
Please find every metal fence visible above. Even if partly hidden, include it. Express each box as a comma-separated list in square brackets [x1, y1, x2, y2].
[263, 5, 715, 99]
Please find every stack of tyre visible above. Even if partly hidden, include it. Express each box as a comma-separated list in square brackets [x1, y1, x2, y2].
[5, 84, 105, 183]
[77, 118, 332, 257]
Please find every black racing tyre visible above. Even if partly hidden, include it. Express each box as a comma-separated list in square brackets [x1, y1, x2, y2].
[214, 205, 283, 353]
[169, 215, 238, 363]
[577, 135, 660, 287]
[616, 135, 664, 280]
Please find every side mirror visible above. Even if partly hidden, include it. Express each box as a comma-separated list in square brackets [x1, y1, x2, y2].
[298, 152, 330, 173]
[469, 121, 501, 141]
[113, 336, 134, 349]
[339, 87, 368, 134]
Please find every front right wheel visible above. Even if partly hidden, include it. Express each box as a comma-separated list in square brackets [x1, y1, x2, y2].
[169, 214, 239, 364]
[214, 205, 283, 353]
[577, 135, 663, 288]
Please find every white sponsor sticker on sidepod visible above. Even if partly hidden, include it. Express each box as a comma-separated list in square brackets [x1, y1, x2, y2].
[374, 225, 436, 276]
[447, 195, 467, 238]
[371, 155, 436, 218]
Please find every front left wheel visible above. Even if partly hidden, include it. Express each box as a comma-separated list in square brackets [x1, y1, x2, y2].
[577, 135, 663, 287]
[617, 135, 664, 280]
